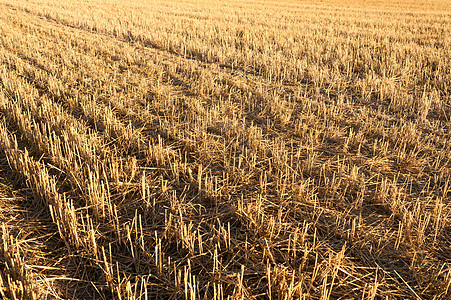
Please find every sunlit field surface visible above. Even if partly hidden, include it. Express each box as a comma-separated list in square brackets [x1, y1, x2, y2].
[0, 0, 450, 298]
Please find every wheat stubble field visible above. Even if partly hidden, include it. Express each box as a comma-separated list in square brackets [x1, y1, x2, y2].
[0, 0, 450, 299]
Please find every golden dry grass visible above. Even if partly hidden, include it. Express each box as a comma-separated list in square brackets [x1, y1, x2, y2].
[0, 0, 450, 299]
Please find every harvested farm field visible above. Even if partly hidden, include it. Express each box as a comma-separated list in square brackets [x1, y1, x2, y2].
[0, 0, 450, 299]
